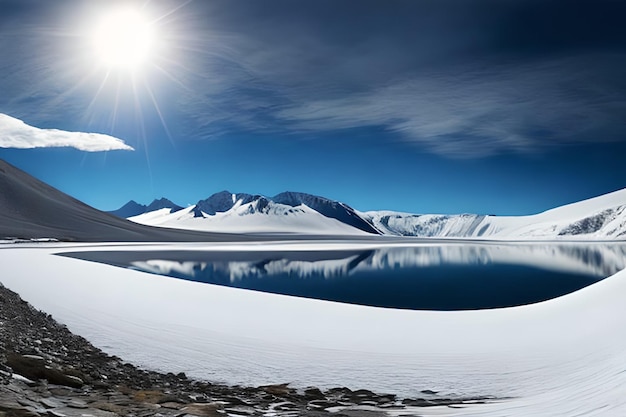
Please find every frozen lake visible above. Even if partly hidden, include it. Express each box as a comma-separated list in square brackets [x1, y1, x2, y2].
[62, 242, 626, 310]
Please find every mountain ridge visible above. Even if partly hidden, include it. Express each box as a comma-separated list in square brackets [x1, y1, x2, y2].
[108, 198, 183, 218]
[360, 188, 626, 239]
[0, 159, 262, 242]
[118, 188, 626, 239]
[6, 152, 622, 241]
[116, 191, 381, 235]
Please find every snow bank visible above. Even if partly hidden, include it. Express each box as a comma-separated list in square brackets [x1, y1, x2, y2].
[362, 188, 626, 240]
[1, 241, 626, 416]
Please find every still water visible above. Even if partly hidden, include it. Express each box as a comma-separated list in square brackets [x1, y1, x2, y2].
[61, 242, 626, 310]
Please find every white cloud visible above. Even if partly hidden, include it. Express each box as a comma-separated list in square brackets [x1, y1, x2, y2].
[0, 113, 134, 152]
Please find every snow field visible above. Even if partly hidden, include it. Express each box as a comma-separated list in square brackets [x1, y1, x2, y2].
[1, 241, 626, 416]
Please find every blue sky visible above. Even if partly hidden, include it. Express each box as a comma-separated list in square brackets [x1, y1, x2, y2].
[0, 0, 625, 215]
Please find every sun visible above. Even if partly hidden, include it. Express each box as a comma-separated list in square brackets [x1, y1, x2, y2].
[79, 1, 187, 145]
[91, 7, 156, 71]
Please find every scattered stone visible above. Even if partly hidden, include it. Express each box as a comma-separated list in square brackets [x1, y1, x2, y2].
[52, 407, 116, 417]
[223, 406, 255, 416]
[307, 399, 346, 409]
[303, 387, 325, 400]
[66, 400, 88, 409]
[402, 398, 434, 407]
[6, 354, 83, 389]
[47, 388, 72, 397]
[159, 402, 184, 410]
[3, 407, 41, 417]
[0, 395, 23, 411]
[10, 374, 37, 387]
[20, 356, 45, 363]
[326, 386, 353, 395]
[39, 398, 62, 409]
[0, 282, 501, 417]
[179, 402, 222, 417]
[90, 401, 125, 414]
[259, 383, 293, 396]
[16, 398, 40, 409]
[62, 376, 83, 388]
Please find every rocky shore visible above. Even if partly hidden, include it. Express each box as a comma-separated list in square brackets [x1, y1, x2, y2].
[0, 283, 496, 417]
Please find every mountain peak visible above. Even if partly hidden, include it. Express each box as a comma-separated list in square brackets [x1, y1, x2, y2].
[0, 159, 215, 241]
[194, 191, 266, 217]
[146, 198, 183, 213]
[108, 200, 147, 218]
[108, 198, 183, 218]
[271, 191, 380, 234]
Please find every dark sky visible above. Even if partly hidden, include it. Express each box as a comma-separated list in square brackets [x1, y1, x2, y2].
[0, 0, 625, 214]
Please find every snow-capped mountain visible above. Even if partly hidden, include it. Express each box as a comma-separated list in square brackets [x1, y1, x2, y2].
[190, 191, 379, 233]
[128, 191, 379, 235]
[361, 187, 626, 240]
[108, 198, 183, 218]
[121, 188, 626, 239]
[0, 159, 241, 242]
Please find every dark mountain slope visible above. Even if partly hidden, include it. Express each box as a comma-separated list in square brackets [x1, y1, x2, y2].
[272, 192, 380, 234]
[146, 198, 183, 213]
[192, 191, 260, 217]
[107, 200, 147, 218]
[0, 160, 251, 242]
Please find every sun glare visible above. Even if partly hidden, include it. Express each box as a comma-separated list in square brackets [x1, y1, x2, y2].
[91, 7, 156, 71]
[79, 1, 188, 152]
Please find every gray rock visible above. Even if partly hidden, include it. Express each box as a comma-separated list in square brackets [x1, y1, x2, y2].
[66, 400, 88, 409]
[40, 398, 62, 409]
[21, 355, 45, 363]
[52, 407, 117, 417]
[0, 283, 499, 417]
[16, 398, 41, 409]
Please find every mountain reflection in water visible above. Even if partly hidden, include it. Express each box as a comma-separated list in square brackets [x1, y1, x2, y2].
[61, 243, 626, 310]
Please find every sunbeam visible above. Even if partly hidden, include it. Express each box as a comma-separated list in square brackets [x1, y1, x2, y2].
[142, 79, 175, 147]
[66, 0, 194, 160]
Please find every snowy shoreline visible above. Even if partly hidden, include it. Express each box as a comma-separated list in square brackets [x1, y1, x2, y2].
[2, 240, 626, 415]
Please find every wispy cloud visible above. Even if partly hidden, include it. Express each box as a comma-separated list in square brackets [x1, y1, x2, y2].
[1, 0, 624, 159]
[275, 56, 626, 157]
[177, 34, 626, 157]
[0, 113, 134, 152]
[165, 0, 626, 158]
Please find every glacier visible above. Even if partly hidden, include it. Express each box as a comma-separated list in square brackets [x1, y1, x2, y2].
[361, 188, 626, 239]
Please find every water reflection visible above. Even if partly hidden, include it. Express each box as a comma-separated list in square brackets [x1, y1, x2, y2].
[61, 243, 626, 310]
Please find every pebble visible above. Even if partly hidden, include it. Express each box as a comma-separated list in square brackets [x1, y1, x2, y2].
[0, 282, 498, 417]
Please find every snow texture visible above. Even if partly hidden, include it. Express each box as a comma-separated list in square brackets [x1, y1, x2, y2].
[360, 188, 626, 240]
[1, 241, 626, 416]
[125, 187, 626, 240]
[125, 191, 380, 235]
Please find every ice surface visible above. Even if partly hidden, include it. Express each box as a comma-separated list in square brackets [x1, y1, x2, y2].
[1, 241, 626, 416]
[362, 188, 626, 239]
